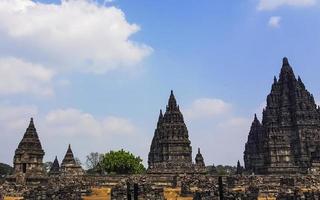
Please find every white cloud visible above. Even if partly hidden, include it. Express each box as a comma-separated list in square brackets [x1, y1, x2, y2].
[0, 103, 38, 166]
[258, 0, 317, 11]
[0, 0, 152, 74]
[0, 103, 38, 132]
[0, 104, 145, 166]
[183, 97, 252, 165]
[44, 108, 137, 136]
[184, 98, 232, 120]
[268, 16, 282, 28]
[0, 57, 55, 96]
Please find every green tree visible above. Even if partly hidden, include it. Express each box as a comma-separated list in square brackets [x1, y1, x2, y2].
[0, 163, 13, 177]
[216, 165, 236, 176]
[101, 149, 145, 174]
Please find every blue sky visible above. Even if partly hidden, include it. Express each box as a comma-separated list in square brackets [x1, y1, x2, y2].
[1, 0, 320, 167]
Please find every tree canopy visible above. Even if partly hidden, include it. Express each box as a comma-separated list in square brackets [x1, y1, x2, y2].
[101, 149, 145, 174]
[0, 163, 13, 177]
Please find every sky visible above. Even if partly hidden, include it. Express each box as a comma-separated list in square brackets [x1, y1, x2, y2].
[1, 0, 320, 167]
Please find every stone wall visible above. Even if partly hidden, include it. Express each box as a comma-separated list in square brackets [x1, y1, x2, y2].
[2, 174, 320, 199]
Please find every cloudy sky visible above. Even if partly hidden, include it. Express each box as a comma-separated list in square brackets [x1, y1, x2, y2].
[1, 0, 320, 167]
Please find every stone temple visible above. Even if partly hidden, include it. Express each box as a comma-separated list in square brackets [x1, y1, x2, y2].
[11, 118, 46, 183]
[60, 144, 84, 176]
[148, 90, 206, 174]
[244, 57, 320, 174]
[49, 156, 60, 176]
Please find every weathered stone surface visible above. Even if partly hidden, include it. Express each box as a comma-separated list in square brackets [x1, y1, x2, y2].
[148, 91, 206, 174]
[244, 57, 320, 174]
[49, 156, 60, 176]
[60, 144, 84, 176]
[9, 118, 47, 184]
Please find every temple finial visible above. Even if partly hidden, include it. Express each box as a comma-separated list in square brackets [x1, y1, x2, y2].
[28, 117, 35, 131]
[283, 57, 289, 66]
[254, 114, 258, 121]
[158, 109, 163, 125]
[274, 76, 277, 83]
[30, 117, 34, 125]
[167, 90, 177, 110]
[198, 148, 200, 154]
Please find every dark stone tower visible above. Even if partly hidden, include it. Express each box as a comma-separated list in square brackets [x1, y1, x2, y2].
[244, 114, 265, 173]
[13, 118, 46, 183]
[244, 57, 320, 174]
[195, 148, 205, 167]
[148, 91, 195, 174]
[49, 156, 60, 176]
[61, 144, 84, 175]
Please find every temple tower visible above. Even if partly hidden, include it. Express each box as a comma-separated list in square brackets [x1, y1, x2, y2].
[148, 91, 194, 174]
[195, 148, 205, 167]
[244, 57, 320, 174]
[13, 118, 46, 183]
[49, 156, 60, 176]
[61, 144, 84, 175]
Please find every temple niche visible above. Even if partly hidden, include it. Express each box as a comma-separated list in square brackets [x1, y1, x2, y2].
[148, 91, 207, 174]
[244, 57, 320, 174]
[60, 144, 84, 176]
[11, 118, 47, 184]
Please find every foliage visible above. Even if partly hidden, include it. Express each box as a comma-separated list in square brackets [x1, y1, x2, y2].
[86, 152, 103, 170]
[0, 163, 13, 177]
[215, 165, 236, 176]
[101, 149, 146, 174]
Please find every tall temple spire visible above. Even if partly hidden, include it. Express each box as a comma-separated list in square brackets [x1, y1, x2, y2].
[195, 148, 205, 167]
[18, 118, 42, 150]
[28, 117, 35, 130]
[254, 114, 258, 122]
[167, 90, 178, 111]
[61, 144, 84, 175]
[279, 57, 295, 81]
[245, 57, 320, 174]
[62, 144, 76, 165]
[13, 118, 45, 179]
[49, 156, 60, 175]
[148, 90, 200, 174]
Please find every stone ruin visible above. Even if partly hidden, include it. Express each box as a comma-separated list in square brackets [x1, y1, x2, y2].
[3, 57, 320, 199]
[244, 57, 320, 175]
[147, 91, 207, 174]
[6, 118, 47, 185]
[60, 144, 84, 176]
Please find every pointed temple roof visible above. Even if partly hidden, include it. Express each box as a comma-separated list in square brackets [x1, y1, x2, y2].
[163, 90, 185, 124]
[167, 90, 178, 111]
[49, 156, 60, 174]
[148, 90, 194, 173]
[157, 109, 163, 126]
[61, 144, 77, 166]
[16, 118, 44, 152]
[263, 57, 318, 126]
[195, 148, 205, 167]
[244, 57, 320, 174]
[236, 160, 243, 175]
